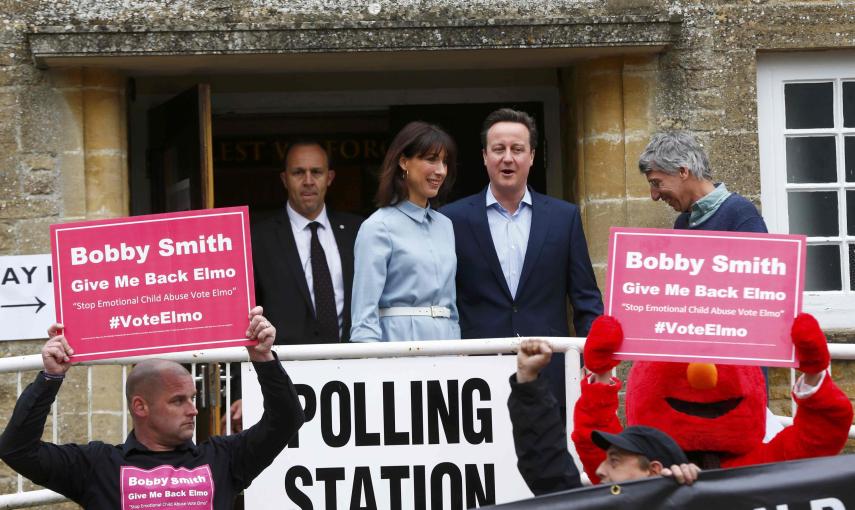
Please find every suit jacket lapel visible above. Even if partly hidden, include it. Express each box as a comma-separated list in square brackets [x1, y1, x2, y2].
[469, 189, 513, 300]
[517, 192, 549, 295]
[279, 209, 314, 313]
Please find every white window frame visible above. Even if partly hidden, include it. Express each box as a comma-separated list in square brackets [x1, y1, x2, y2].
[757, 51, 855, 329]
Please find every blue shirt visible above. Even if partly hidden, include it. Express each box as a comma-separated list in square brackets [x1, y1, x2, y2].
[688, 182, 732, 228]
[350, 201, 460, 342]
[486, 186, 533, 298]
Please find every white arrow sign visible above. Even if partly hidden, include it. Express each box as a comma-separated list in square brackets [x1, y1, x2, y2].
[1, 254, 54, 341]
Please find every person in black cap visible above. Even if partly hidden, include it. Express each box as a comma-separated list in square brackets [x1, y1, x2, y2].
[592, 425, 699, 484]
[508, 338, 700, 494]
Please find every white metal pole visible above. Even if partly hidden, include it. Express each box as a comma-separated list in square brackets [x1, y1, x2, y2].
[0, 489, 66, 508]
[564, 346, 586, 481]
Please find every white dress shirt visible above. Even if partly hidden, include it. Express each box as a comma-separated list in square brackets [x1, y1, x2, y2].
[287, 202, 345, 335]
[486, 185, 533, 298]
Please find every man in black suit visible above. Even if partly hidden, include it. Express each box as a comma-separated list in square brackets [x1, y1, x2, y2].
[228, 142, 362, 432]
[252, 141, 363, 345]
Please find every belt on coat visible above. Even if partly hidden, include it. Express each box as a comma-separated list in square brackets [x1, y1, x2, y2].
[378, 306, 452, 318]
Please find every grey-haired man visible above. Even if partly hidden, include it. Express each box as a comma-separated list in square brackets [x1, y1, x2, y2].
[639, 131, 767, 234]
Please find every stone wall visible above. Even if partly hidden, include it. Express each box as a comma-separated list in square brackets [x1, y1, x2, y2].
[0, 0, 854, 506]
[0, 13, 129, 503]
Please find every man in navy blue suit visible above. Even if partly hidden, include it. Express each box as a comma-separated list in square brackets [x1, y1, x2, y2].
[441, 108, 603, 409]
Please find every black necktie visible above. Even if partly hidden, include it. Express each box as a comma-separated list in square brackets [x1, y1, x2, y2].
[308, 222, 339, 342]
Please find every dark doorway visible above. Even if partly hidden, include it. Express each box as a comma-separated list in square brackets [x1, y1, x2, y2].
[147, 84, 213, 213]
[207, 102, 547, 222]
[211, 111, 388, 222]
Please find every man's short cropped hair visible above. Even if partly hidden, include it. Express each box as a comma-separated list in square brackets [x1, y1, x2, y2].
[480, 108, 538, 150]
[283, 139, 330, 169]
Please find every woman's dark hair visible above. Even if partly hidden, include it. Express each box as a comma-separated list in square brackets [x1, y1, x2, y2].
[375, 121, 457, 208]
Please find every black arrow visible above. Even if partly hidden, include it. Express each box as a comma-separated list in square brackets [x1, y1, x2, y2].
[2, 296, 46, 313]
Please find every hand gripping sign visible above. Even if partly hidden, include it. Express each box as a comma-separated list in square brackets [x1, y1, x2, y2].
[50, 207, 256, 361]
[604, 227, 806, 367]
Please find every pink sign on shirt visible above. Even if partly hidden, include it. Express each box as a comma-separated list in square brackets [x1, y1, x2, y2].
[121, 465, 214, 509]
[50, 207, 255, 361]
[604, 227, 806, 367]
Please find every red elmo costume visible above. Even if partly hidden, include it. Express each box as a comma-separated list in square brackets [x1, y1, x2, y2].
[572, 314, 853, 483]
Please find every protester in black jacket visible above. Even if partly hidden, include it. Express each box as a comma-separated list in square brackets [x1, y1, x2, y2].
[0, 306, 304, 510]
[508, 338, 699, 495]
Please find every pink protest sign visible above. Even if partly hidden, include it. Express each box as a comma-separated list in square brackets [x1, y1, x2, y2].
[604, 227, 806, 367]
[121, 465, 214, 509]
[50, 207, 255, 361]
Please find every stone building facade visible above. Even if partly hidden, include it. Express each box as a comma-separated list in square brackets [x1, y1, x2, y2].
[1, 0, 854, 506]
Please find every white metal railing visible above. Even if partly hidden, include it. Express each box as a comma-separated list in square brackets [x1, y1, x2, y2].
[0, 338, 854, 508]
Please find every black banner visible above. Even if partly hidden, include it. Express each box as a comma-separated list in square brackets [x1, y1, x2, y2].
[488, 455, 855, 509]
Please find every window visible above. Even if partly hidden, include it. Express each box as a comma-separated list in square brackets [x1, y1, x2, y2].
[758, 52, 855, 328]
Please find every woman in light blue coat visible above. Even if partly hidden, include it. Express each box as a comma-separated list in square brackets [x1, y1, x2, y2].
[350, 122, 460, 342]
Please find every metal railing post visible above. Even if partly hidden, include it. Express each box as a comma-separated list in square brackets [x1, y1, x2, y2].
[0, 336, 852, 508]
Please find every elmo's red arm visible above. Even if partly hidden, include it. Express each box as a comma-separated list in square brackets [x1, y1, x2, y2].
[571, 315, 626, 483]
[728, 314, 852, 467]
[728, 374, 852, 467]
[571, 377, 623, 484]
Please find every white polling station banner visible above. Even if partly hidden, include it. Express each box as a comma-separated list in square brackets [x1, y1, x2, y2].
[242, 355, 534, 509]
